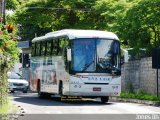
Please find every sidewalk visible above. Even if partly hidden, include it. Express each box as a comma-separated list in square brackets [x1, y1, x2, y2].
[110, 97, 160, 106]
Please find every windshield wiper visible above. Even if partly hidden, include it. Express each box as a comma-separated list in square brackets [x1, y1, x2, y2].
[82, 60, 94, 72]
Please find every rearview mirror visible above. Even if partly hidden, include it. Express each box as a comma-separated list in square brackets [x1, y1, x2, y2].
[67, 48, 71, 61]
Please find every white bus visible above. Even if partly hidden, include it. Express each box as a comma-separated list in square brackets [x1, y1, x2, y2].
[30, 29, 121, 103]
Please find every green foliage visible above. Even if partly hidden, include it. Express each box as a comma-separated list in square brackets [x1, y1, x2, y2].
[0, 99, 17, 118]
[13, 0, 125, 40]
[119, 0, 160, 56]
[0, 19, 19, 109]
[6, 0, 33, 10]
[0, 97, 11, 114]
[0, 22, 19, 62]
[128, 82, 134, 93]
[6, 0, 20, 10]
[11, 0, 160, 55]
[121, 91, 160, 101]
[0, 103, 9, 114]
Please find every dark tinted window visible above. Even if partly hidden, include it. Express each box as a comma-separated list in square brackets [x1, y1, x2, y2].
[35, 42, 40, 56]
[41, 41, 46, 56]
[58, 38, 65, 56]
[52, 39, 58, 56]
[31, 43, 35, 56]
[46, 40, 52, 56]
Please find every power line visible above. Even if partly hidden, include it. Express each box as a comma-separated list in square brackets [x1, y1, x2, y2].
[25, 6, 92, 12]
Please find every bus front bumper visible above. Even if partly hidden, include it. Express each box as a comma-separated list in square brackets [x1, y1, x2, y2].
[68, 84, 121, 97]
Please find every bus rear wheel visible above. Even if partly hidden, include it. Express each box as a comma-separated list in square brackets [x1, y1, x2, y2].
[37, 81, 51, 99]
[100, 96, 109, 103]
[59, 81, 63, 95]
[37, 81, 45, 98]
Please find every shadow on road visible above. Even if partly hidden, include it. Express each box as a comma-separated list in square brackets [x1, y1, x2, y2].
[11, 92, 114, 106]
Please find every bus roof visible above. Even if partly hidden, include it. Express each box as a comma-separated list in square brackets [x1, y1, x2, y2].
[32, 29, 119, 42]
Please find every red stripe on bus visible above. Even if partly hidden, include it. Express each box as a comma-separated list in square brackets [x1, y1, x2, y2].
[36, 79, 38, 91]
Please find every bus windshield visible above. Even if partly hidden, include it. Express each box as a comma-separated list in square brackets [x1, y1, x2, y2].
[71, 38, 120, 74]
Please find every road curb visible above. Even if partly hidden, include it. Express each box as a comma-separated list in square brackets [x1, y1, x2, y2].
[110, 97, 160, 106]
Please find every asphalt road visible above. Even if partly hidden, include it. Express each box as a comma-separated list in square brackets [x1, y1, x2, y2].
[10, 92, 160, 120]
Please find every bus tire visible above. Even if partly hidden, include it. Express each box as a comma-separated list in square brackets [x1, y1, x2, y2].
[59, 81, 63, 95]
[23, 90, 28, 93]
[10, 90, 15, 93]
[37, 80, 45, 99]
[100, 96, 109, 103]
[45, 93, 51, 98]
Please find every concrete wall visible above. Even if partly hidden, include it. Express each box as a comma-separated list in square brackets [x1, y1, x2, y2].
[122, 57, 160, 95]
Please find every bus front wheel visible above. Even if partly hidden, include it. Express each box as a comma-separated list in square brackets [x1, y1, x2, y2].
[100, 96, 109, 103]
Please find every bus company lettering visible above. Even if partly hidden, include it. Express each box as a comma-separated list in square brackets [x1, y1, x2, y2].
[88, 76, 111, 81]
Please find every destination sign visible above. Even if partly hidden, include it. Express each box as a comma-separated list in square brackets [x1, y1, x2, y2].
[88, 76, 112, 82]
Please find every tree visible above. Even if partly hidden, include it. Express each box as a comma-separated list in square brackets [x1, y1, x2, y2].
[118, 0, 160, 55]
[13, 0, 160, 57]
[6, 0, 30, 10]
[13, 0, 98, 41]
[6, 0, 19, 10]
[0, 19, 19, 107]
[13, 0, 129, 41]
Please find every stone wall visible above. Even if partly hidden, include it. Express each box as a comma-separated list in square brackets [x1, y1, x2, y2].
[122, 57, 160, 95]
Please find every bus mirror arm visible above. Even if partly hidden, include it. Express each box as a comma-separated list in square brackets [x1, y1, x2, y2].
[121, 48, 129, 63]
[67, 48, 72, 61]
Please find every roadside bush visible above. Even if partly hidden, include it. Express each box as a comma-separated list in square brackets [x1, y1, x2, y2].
[0, 18, 19, 109]
[120, 91, 160, 101]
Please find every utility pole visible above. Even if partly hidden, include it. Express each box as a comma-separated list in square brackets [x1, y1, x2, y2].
[3, 0, 6, 24]
[0, 0, 6, 24]
[0, 0, 3, 14]
[152, 48, 160, 97]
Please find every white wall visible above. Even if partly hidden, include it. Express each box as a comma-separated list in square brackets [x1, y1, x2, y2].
[13, 62, 22, 74]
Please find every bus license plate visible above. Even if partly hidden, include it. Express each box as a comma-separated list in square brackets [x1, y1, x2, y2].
[93, 87, 101, 91]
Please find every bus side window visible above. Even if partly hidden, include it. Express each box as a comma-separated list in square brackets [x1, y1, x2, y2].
[58, 38, 65, 56]
[34, 43, 37, 56]
[64, 39, 70, 71]
[63, 38, 69, 57]
[46, 40, 52, 56]
[52, 39, 58, 56]
[39, 42, 42, 56]
[44, 41, 47, 56]
[56, 39, 60, 55]
[31, 43, 35, 56]
[36, 42, 40, 56]
[50, 39, 53, 55]
[41, 41, 46, 56]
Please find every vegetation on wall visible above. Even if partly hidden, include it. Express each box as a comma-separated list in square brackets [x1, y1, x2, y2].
[121, 91, 160, 101]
